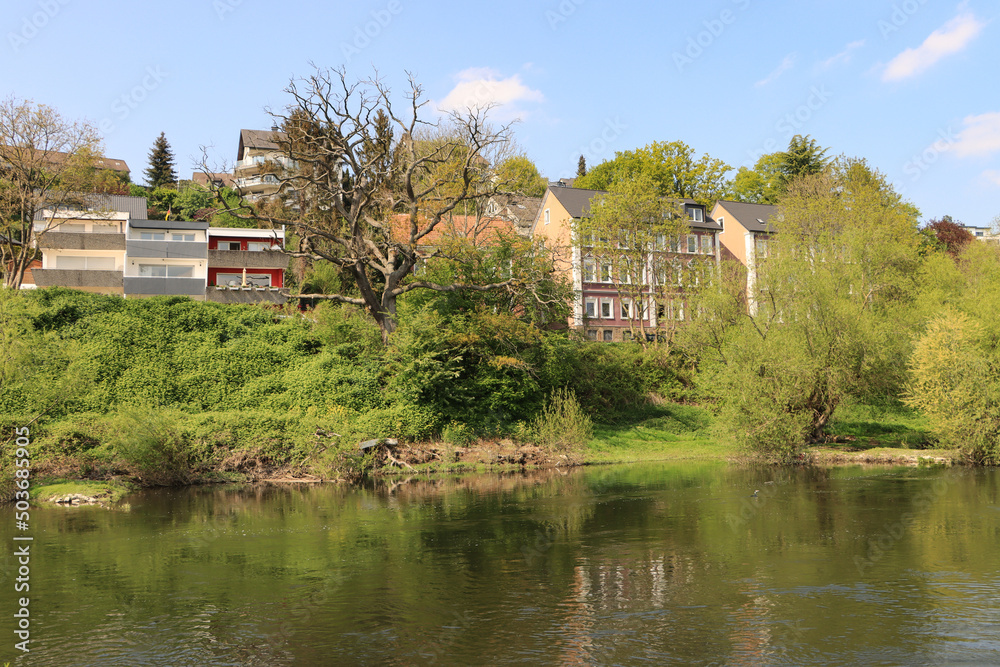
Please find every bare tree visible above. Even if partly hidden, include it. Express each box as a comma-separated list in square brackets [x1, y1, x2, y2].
[1, 97, 110, 289]
[206, 67, 558, 343]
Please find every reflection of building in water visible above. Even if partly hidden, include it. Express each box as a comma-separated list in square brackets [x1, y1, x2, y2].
[725, 577, 774, 666]
[556, 552, 698, 664]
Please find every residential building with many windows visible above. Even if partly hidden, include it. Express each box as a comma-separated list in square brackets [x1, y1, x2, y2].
[29, 194, 287, 303]
[531, 186, 721, 342]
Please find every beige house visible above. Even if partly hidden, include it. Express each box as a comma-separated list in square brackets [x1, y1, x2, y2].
[233, 129, 296, 200]
[532, 185, 721, 341]
[710, 200, 780, 314]
[31, 194, 147, 294]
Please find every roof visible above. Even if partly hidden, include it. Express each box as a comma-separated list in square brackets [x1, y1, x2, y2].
[390, 213, 518, 246]
[192, 172, 234, 188]
[33, 194, 149, 220]
[714, 200, 780, 233]
[0, 146, 130, 175]
[489, 194, 542, 235]
[238, 129, 286, 159]
[543, 186, 722, 231]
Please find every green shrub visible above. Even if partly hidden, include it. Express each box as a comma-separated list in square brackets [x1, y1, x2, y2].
[530, 388, 593, 451]
[906, 312, 1000, 464]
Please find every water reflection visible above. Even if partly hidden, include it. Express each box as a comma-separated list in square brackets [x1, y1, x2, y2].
[1, 464, 998, 665]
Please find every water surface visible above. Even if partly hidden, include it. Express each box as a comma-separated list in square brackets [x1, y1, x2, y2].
[2, 463, 998, 665]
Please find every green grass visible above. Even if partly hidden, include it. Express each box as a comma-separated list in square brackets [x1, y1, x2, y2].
[824, 403, 935, 450]
[585, 403, 738, 463]
[29, 478, 135, 504]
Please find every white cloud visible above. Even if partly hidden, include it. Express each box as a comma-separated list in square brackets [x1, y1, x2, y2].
[819, 40, 865, 69]
[437, 68, 544, 121]
[949, 112, 1000, 158]
[981, 169, 1000, 188]
[755, 53, 796, 87]
[882, 11, 984, 82]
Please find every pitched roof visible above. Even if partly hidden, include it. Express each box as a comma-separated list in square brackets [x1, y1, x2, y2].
[192, 171, 234, 188]
[237, 129, 286, 159]
[543, 186, 721, 230]
[715, 200, 780, 233]
[0, 146, 130, 175]
[390, 213, 517, 246]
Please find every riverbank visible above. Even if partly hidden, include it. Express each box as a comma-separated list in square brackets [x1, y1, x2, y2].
[18, 401, 960, 505]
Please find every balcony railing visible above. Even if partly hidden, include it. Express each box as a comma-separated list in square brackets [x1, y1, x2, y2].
[37, 232, 126, 251]
[235, 156, 298, 171]
[123, 276, 206, 296]
[31, 269, 124, 291]
[208, 249, 289, 269]
[126, 239, 208, 260]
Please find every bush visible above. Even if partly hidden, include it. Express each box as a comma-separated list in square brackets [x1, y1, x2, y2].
[530, 388, 593, 451]
[906, 312, 1000, 464]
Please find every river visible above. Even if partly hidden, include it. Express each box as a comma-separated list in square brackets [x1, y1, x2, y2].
[2, 463, 999, 665]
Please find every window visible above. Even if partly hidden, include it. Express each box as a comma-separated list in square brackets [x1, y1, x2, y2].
[139, 264, 195, 278]
[655, 233, 667, 251]
[216, 272, 271, 287]
[55, 256, 115, 270]
[218, 241, 241, 251]
[582, 258, 597, 283]
[92, 223, 119, 234]
[701, 235, 714, 254]
[687, 235, 698, 254]
[755, 237, 769, 259]
[247, 242, 270, 252]
[688, 207, 704, 222]
[600, 299, 614, 319]
[603, 329, 614, 342]
[57, 223, 86, 233]
[579, 233, 593, 246]
[716, 216, 724, 229]
[584, 298, 598, 318]
[172, 233, 195, 242]
[543, 209, 550, 225]
[620, 300, 633, 320]
[140, 231, 165, 241]
[600, 262, 613, 283]
[586, 329, 597, 341]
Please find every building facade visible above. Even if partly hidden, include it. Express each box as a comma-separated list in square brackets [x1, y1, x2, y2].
[532, 186, 722, 342]
[30, 194, 287, 303]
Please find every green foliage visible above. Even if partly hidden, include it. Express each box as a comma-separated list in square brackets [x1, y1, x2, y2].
[731, 152, 785, 204]
[574, 140, 732, 207]
[174, 185, 213, 221]
[496, 155, 547, 197]
[144, 131, 177, 188]
[687, 159, 922, 456]
[906, 312, 1000, 464]
[388, 306, 548, 432]
[530, 387, 593, 451]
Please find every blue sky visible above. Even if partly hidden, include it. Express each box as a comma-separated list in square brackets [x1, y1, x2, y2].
[5, 0, 998, 226]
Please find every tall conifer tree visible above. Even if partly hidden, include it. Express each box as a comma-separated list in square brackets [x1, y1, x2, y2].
[144, 132, 177, 188]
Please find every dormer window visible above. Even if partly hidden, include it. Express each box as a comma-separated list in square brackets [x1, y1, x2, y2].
[688, 207, 704, 222]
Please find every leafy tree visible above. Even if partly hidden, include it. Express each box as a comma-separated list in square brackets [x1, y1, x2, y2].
[574, 174, 693, 346]
[577, 154, 587, 178]
[925, 215, 973, 256]
[495, 155, 547, 197]
[907, 310, 1000, 464]
[686, 159, 922, 456]
[574, 140, 732, 208]
[144, 132, 176, 188]
[731, 152, 785, 204]
[174, 185, 213, 221]
[210, 67, 559, 343]
[0, 97, 109, 289]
